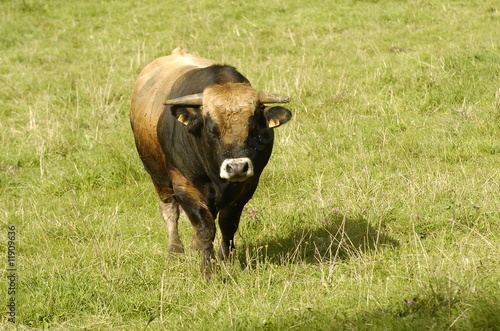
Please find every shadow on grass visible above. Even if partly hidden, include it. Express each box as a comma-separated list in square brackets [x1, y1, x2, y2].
[240, 213, 400, 266]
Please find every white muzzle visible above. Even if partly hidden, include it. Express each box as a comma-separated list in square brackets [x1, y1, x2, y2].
[220, 158, 254, 182]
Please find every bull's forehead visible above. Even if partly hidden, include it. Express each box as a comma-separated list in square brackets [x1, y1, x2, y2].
[202, 83, 258, 145]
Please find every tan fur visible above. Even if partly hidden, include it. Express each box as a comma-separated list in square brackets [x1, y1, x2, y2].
[202, 83, 258, 145]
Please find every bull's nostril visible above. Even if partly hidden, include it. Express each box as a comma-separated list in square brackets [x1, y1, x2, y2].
[220, 158, 254, 181]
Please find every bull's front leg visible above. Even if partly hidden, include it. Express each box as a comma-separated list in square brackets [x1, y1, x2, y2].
[217, 180, 259, 261]
[179, 200, 217, 279]
[217, 203, 245, 260]
[183, 203, 217, 278]
[170, 170, 217, 279]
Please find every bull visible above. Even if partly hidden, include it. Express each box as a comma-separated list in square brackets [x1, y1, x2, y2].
[130, 47, 292, 278]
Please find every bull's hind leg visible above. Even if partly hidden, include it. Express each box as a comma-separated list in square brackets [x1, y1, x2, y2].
[154, 182, 184, 254]
[160, 200, 184, 254]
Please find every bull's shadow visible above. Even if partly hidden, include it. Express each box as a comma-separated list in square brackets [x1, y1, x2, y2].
[237, 213, 399, 267]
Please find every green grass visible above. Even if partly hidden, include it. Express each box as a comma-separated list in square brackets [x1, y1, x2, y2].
[1, 0, 499, 329]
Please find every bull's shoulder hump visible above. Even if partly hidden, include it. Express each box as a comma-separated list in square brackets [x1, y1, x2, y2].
[170, 46, 217, 68]
[139, 48, 216, 79]
[171, 46, 189, 56]
[133, 49, 218, 99]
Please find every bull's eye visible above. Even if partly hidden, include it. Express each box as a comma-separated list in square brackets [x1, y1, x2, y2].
[207, 121, 220, 137]
[248, 116, 259, 132]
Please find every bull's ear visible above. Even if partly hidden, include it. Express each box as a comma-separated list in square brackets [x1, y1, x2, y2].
[171, 106, 203, 134]
[171, 106, 198, 125]
[263, 106, 292, 128]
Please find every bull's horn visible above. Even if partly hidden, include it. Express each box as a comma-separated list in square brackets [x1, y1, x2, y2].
[258, 91, 290, 104]
[164, 93, 204, 106]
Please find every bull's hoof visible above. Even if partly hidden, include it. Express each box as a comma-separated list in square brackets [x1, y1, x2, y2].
[167, 243, 185, 255]
[201, 251, 218, 281]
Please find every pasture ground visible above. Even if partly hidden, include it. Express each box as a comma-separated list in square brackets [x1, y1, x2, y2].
[1, 0, 499, 329]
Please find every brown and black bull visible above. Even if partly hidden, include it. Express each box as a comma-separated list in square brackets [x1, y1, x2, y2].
[130, 47, 292, 278]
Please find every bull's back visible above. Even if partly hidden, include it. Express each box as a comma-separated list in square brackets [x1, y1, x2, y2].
[130, 47, 216, 181]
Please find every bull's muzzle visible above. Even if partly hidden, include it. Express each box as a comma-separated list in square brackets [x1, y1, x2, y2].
[220, 158, 254, 182]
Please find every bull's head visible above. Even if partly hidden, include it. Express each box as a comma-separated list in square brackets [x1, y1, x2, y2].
[164, 83, 291, 182]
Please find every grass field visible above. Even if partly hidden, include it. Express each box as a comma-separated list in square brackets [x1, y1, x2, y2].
[1, 0, 499, 329]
